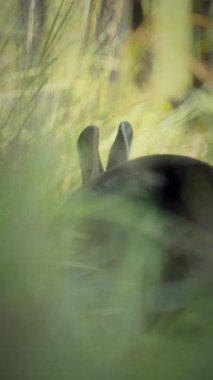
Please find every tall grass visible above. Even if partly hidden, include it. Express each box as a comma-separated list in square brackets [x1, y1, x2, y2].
[0, 1, 213, 379]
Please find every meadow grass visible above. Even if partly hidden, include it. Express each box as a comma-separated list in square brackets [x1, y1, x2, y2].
[0, 1, 213, 379]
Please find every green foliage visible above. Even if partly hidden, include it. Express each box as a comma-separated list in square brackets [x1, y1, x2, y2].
[0, 1, 213, 379]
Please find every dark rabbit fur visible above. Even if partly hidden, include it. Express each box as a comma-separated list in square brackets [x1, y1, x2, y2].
[76, 121, 213, 315]
[77, 121, 213, 230]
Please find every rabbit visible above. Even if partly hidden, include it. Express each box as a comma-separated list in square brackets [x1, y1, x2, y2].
[78, 121, 213, 231]
[75, 121, 213, 319]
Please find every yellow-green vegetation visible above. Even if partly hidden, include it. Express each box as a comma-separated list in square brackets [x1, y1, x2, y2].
[0, 1, 213, 379]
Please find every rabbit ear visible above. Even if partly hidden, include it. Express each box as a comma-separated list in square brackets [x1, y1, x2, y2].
[106, 121, 133, 170]
[77, 126, 104, 186]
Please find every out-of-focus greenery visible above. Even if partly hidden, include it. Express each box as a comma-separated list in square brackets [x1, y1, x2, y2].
[0, 1, 213, 379]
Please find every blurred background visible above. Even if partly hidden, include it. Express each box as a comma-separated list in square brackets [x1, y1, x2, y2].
[0, 1, 213, 379]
